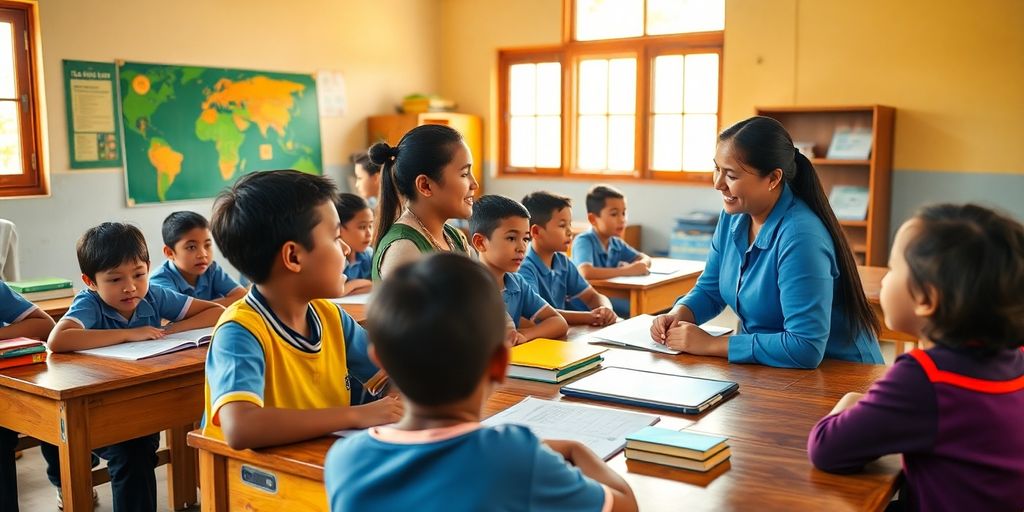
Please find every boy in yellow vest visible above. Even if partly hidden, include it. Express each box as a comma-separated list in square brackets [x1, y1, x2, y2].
[203, 170, 402, 449]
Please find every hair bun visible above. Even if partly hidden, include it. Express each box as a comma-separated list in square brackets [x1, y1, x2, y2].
[368, 142, 399, 166]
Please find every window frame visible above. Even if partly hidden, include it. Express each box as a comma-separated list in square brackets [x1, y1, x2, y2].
[498, 0, 723, 184]
[0, 0, 45, 198]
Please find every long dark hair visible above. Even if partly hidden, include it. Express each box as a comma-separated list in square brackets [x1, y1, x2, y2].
[720, 116, 880, 339]
[368, 124, 464, 248]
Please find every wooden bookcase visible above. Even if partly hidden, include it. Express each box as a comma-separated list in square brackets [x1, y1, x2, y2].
[755, 105, 895, 266]
[366, 113, 484, 195]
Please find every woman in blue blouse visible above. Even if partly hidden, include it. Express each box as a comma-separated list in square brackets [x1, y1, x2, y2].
[650, 117, 883, 368]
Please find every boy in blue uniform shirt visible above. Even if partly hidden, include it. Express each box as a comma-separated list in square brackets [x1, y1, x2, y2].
[325, 253, 638, 511]
[520, 191, 617, 327]
[150, 211, 246, 306]
[0, 281, 56, 512]
[571, 184, 651, 317]
[202, 170, 401, 450]
[470, 195, 567, 344]
[334, 193, 373, 296]
[47, 222, 223, 512]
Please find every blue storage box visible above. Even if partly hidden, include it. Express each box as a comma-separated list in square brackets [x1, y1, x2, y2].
[669, 211, 718, 261]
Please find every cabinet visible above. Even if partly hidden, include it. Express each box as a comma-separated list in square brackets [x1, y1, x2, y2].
[756, 105, 895, 265]
[367, 113, 484, 194]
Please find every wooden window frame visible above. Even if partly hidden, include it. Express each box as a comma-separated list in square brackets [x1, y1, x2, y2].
[0, 0, 45, 198]
[498, 0, 722, 185]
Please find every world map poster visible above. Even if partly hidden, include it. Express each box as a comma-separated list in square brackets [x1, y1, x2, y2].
[118, 61, 322, 205]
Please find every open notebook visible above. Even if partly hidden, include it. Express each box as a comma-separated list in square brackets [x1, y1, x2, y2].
[588, 314, 732, 355]
[76, 327, 214, 360]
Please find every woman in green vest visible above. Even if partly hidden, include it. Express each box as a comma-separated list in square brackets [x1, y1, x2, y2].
[370, 124, 479, 281]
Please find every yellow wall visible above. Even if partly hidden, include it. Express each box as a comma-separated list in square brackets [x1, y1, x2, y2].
[439, 0, 1024, 175]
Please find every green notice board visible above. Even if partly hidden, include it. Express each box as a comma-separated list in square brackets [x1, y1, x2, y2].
[63, 60, 123, 169]
[118, 61, 322, 206]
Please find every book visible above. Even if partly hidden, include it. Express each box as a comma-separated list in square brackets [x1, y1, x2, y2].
[588, 314, 733, 355]
[6, 278, 73, 294]
[21, 287, 76, 302]
[647, 258, 705, 276]
[561, 366, 739, 414]
[507, 356, 603, 383]
[0, 351, 48, 370]
[0, 344, 46, 359]
[826, 127, 873, 160]
[76, 327, 213, 360]
[829, 185, 870, 221]
[482, 396, 659, 460]
[625, 427, 728, 460]
[625, 446, 731, 472]
[0, 337, 45, 357]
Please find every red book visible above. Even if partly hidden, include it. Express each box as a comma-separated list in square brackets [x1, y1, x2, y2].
[0, 351, 47, 370]
[0, 337, 45, 357]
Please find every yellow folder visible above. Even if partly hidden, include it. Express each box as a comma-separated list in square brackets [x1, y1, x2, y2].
[509, 338, 607, 370]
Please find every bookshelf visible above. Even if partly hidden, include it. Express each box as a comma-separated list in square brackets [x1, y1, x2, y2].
[756, 105, 895, 266]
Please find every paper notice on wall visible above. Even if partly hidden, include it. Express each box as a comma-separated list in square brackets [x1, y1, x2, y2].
[317, 70, 347, 117]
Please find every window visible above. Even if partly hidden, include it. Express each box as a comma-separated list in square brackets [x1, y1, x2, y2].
[499, 0, 723, 181]
[0, 1, 44, 198]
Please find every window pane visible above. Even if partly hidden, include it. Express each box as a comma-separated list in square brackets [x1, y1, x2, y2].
[509, 64, 536, 116]
[653, 55, 684, 114]
[577, 115, 607, 170]
[0, 101, 23, 175]
[607, 58, 636, 115]
[0, 23, 14, 99]
[578, 59, 608, 115]
[651, 114, 682, 170]
[607, 115, 635, 171]
[647, 0, 725, 35]
[535, 62, 561, 115]
[683, 53, 719, 113]
[509, 117, 536, 168]
[682, 114, 717, 171]
[576, 0, 643, 41]
[536, 116, 561, 168]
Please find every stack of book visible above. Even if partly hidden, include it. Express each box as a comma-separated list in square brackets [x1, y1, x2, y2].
[7, 278, 74, 301]
[0, 338, 48, 370]
[508, 338, 605, 384]
[624, 427, 731, 472]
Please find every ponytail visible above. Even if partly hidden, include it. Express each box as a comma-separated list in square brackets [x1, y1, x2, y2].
[720, 116, 880, 340]
[369, 141, 401, 248]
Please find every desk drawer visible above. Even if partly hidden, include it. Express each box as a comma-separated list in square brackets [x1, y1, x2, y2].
[226, 459, 327, 511]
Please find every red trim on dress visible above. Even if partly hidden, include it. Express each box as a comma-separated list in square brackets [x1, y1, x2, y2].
[908, 349, 1024, 394]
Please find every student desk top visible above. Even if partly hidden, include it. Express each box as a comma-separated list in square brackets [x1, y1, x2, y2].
[0, 347, 206, 511]
[187, 325, 899, 512]
[589, 258, 705, 316]
[856, 266, 919, 353]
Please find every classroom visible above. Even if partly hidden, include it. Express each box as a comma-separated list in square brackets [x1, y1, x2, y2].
[0, 0, 1021, 511]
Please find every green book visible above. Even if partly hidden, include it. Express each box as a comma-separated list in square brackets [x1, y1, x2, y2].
[0, 344, 47, 359]
[6, 278, 73, 294]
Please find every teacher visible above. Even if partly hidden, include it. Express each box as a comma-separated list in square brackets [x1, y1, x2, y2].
[650, 116, 883, 368]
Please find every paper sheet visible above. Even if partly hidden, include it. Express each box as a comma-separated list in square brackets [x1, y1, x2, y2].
[330, 293, 371, 305]
[588, 315, 732, 355]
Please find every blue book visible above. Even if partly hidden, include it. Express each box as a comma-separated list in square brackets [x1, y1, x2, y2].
[625, 427, 728, 460]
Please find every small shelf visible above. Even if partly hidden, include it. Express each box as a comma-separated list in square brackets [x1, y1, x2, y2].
[811, 158, 870, 166]
[852, 243, 868, 254]
[840, 220, 868, 227]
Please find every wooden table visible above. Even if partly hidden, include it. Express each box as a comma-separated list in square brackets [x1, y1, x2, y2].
[857, 266, 919, 354]
[0, 349, 205, 511]
[35, 296, 73, 320]
[188, 326, 899, 512]
[590, 258, 705, 316]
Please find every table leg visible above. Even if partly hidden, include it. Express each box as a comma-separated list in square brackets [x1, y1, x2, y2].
[167, 425, 199, 510]
[630, 291, 642, 317]
[199, 449, 228, 512]
[57, 399, 94, 512]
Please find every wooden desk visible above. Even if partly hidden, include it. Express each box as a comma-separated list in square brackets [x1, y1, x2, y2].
[189, 327, 898, 512]
[590, 258, 705, 317]
[338, 303, 366, 324]
[857, 266, 919, 354]
[35, 296, 73, 320]
[570, 221, 641, 255]
[0, 349, 205, 511]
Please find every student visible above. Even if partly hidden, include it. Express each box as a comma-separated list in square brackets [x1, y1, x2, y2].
[325, 253, 637, 511]
[571, 184, 651, 317]
[204, 170, 402, 450]
[47, 222, 224, 512]
[351, 151, 381, 209]
[471, 195, 568, 343]
[808, 204, 1024, 511]
[334, 193, 373, 296]
[519, 191, 616, 327]
[0, 281, 56, 512]
[150, 211, 247, 306]
[370, 124, 478, 281]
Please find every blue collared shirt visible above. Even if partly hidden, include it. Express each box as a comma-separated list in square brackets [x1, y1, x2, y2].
[677, 184, 883, 368]
[150, 260, 240, 301]
[343, 248, 374, 281]
[502, 272, 551, 328]
[519, 247, 591, 311]
[0, 281, 36, 326]
[570, 229, 640, 268]
[63, 286, 192, 329]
